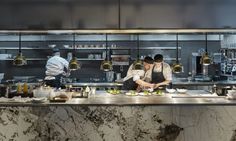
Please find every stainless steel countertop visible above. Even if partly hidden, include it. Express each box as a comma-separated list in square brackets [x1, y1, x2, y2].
[172, 80, 236, 86]
[66, 82, 123, 87]
[2, 80, 235, 87]
[0, 90, 235, 106]
[66, 80, 236, 87]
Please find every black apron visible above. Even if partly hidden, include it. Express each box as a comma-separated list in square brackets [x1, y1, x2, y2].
[122, 77, 138, 90]
[44, 74, 63, 89]
[151, 64, 166, 89]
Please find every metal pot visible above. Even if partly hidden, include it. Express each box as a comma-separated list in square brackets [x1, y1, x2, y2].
[215, 86, 231, 96]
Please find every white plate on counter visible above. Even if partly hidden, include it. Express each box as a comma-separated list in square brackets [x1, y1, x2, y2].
[125, 92, 138, 96]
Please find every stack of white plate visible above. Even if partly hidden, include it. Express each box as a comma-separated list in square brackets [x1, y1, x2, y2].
[227, 90, 236, 99]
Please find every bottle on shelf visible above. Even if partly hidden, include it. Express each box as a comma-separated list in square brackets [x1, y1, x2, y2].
[17, 83, 22, 94]
[23, 82, 28, 94]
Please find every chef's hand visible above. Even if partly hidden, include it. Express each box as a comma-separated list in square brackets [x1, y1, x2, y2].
[136, 86, 142, 93]
[148, 83, 155, 89]
[154, 83, 161, 89]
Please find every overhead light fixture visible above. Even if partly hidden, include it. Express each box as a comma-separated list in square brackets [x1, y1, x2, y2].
[13, 33, 27, 66]
[101, 34, 112, 71]
[133, 34, 143, 70]
[69, 33, 80, 70]
[172, 33, 183, 73]
[200, 33, 211, 66]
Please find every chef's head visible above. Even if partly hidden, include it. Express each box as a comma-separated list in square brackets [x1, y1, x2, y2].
[154, 54, 163, 63]
[143, 56, 154, 71]
[53, 48, 60, 56]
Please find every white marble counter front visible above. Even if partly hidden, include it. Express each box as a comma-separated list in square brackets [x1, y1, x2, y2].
[1, 105, 236, 141]
[0, 91, 236, 140]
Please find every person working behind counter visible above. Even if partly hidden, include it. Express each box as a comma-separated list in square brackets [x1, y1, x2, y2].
[44, 49, 70, 88]
[122, 57, 155, 90]
[151, 54, 172, 89]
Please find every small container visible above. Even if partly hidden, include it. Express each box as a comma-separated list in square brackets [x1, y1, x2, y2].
[23, 83, 28, 94]
[17, 83, 22, 94]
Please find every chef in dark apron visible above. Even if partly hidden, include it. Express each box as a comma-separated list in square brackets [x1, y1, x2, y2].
[152, 54, 172, 89]
[122, 57, 155, 90]
[122, 65, 144, 90]
[44, 49, 70, 88]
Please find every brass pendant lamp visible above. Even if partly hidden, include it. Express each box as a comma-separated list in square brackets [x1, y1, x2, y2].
[172, 33, 183, 73]
[101, 34, 112, 71]
[13, 33, 27, 66]
[69, 33, 80, 70]
[200, 33, 211, 66]
[133, 34, 143, 70]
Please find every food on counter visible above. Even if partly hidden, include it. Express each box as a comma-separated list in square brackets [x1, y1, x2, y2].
[176, 88, 187, 93]
[53, 94, 69, 101]
[153, 90, 163, 95]
[166, 88, 176, 93]
[139, 90, 152, 96]
[106, 89, 121, 95]
[125, 90, 138, 96]
[143, 90, 149, 95]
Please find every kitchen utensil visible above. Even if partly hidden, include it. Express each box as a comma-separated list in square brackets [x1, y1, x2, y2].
[106, 71, 114, 82]
[33, 86, 53, 98]
[116, 73, 121, 80]
[48, 44, 56, 48]
[177, 88, 187, 93]
[215, 86, 230, 96]
[166, 88, 176, 93]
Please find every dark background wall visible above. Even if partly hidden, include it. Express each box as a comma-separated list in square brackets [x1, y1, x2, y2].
[0, 0, 236, 29]
[0, 34, 221, 81]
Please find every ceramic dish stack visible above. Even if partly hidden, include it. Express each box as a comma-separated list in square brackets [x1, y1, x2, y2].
[227, 90, 236, 100]
[176, 88, 187, 93]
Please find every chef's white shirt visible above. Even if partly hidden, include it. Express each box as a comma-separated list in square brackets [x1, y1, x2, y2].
[44, 55, 69, 80]
[123, 64, 145, 82]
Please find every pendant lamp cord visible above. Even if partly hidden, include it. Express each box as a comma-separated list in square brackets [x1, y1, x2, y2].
[73, 33, 76, 56]
[137, 34, 140, 59]
[19, 32, 21, 53]
[105, 34, 108, 60]
[176, 33, 179, 63]
[118, 0, 121, 29]
[205, 33, 208, 53]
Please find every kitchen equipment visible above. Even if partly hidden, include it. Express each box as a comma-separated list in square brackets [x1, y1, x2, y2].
[88, 54, 94, 59]
[106, 71, 114, 82]
[0, 54, 11, 60]
[177, 88, 187, 93]
[166, 88, 176, 93]
[215, 86, 231, 96]
[0, 73, 4, 82]
[111, 55, 130, 66]
[100, 34, 113, 71]
[13, 76, 35, 82]
[67, 52, 73, 61]
[69, 33, 80, 70]
[33, 86, 53, 98]
[172, 33, 183, 73]
[48, 44, 56, 48]
[0, 85, 9, 97]
[116, 73, 121, 80]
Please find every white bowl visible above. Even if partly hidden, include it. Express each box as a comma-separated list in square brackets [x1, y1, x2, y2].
[166, 88, 176, 93]
[33, 88, 53, 98]
[177, 88, 187, 93]
[227, 90, 236, 95]
[227, 93, 236, 99]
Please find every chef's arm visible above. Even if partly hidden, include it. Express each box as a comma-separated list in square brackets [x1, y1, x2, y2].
[154, 80, 171, 88]
[135, 79, 154, 88]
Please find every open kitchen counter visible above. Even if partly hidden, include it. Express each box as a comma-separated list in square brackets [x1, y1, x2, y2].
[1, 90, 236, 141]
[0, 90, 235, 106]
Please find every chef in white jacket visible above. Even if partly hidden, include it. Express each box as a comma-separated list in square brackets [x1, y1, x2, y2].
[44, 48, 70, 88]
